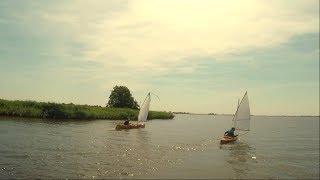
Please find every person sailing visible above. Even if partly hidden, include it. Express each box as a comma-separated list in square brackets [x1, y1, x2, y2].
[124, 116, 131, 126]
[224, 127, 238, 137]
[124, 120, 130, 125]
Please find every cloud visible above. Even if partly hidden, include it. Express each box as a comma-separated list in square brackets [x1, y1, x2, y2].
[4, 0, 317, 73]
[24, 0, 320, 88]
[80, 0, 318, 68]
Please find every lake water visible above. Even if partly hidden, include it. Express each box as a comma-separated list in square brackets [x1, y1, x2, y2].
[0, 115, 319, 179]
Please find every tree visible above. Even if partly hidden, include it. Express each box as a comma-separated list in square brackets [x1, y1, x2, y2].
[107, 86, 139, 109]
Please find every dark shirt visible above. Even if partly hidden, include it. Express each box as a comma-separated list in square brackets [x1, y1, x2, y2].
[224, 129, 237, 137]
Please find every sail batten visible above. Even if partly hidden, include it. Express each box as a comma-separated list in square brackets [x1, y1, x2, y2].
[233, 92, 250, 131]
[138, 93, 151, 122]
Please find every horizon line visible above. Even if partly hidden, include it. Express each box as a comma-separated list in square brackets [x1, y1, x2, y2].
[1, 98, 319, 117]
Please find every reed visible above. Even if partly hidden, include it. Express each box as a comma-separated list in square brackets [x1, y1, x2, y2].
[0, 99, 174, 120]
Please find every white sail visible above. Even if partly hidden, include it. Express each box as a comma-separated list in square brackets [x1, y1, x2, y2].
[138, 93, 151, 122]
[233, 92, 250, 131]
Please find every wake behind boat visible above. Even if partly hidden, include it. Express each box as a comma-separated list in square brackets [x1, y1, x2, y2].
[220, 91, 251, 144]
[115, 93, 151, 130]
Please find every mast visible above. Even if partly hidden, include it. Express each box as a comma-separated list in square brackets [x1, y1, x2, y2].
[232, 97, 240, 127]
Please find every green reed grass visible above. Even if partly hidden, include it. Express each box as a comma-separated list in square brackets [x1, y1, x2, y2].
[0, 99, 174, 120]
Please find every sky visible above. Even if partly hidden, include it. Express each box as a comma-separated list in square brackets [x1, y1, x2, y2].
[0, 0, 319, 115]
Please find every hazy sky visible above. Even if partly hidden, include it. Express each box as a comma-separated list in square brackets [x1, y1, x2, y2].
[0, 0, 319, 115]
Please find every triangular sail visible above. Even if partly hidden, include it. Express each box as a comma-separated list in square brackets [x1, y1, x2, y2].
[138, 93, 151, 122]
[233, 92, 250, 131]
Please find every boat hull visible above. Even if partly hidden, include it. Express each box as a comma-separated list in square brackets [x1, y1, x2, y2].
[220, 136, 238, 144]
[115, 123, 145, 130]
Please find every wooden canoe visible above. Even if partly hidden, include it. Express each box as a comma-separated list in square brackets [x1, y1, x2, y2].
[115, 123, 145, 130]
[220, 135, 238, 144]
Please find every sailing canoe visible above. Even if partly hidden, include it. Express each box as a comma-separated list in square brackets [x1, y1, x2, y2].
[220, 92, 250, 144]
[115, 92, 151, 130]
[115, 123, 145, 130]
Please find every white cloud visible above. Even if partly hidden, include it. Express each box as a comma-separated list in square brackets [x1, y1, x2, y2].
[3, 0, 319, 71]
[24, 0, 317, 74]
[80, 0, 318, 68]
[43, 0, 318, 96]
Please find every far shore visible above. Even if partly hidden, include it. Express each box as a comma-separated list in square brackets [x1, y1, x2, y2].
[174, 112, 318, 117]
[0, 99, 174, 120]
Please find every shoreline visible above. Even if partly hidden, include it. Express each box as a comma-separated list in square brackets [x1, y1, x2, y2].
[174, 113, 319, 117]
[0, 99, 174, 120]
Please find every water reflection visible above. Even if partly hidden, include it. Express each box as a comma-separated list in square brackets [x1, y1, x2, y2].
[131, 128, 152, 162]
[106, 127, 156, 177]
[220, 141, 256, 178]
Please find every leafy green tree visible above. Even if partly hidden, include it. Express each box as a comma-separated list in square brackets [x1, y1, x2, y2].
[107, 86, 139, 109]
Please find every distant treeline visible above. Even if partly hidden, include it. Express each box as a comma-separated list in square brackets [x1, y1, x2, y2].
[173, 112, 190, 114]
[174, 112, 218, 115]
[0, 99, 174, 120]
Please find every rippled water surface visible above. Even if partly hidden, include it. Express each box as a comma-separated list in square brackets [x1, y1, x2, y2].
[0, 115, 319, 179]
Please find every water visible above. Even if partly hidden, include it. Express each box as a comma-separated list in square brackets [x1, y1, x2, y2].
[0, 115, 319, 179]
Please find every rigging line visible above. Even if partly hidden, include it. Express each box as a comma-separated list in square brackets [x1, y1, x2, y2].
[232, 94, 242, 121]
[140, 92, 150, 107]
[150, 91, 164, 111]
[150, 92, 160, 101]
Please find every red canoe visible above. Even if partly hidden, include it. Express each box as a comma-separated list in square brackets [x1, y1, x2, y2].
[220, 136, 238, 144]
[115, 123, 145, 130]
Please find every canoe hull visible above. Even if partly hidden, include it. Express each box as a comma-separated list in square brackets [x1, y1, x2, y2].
[220, 136, 238, 144]
[115, 124, 145, 130]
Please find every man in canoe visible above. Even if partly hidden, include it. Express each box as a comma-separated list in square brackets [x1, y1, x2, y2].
[224, 127, 238, 137]
[124, 120, 130, 125]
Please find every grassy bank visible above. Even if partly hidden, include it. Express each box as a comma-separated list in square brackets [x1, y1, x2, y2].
[0, 99, 174, 120]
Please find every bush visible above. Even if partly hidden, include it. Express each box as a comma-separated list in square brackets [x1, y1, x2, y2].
[107, 86, 139, 109]
[41, 103, 66, 119]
